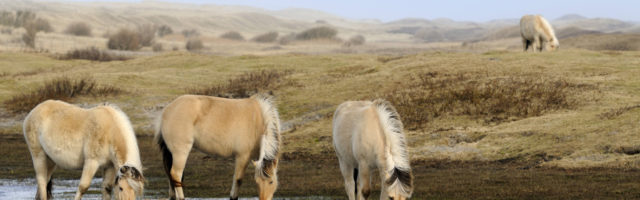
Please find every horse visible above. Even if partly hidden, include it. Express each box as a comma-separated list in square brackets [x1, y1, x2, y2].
[155, 94, 281, 200]
[333, 99, 413, 200]
[23, 100, 144, 200]
[520, 14, 559, 52]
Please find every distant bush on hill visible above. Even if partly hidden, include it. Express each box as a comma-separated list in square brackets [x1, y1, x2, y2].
[157, 25, 173, 37]
[251, 31, 278, 43]
[220, 31, 245, 41]
[182, 29, 200, 38]
[343, 35, 365, 46]
[137, 24, 156, 47]
[186, 38, 204, 51]
[107, 28, 141, 51]
[64, 21, 92, 36]
[59, 47, 130, 61]
[296, 26, 337, 40]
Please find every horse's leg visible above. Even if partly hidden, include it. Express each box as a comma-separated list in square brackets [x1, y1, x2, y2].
[533, 36, 541, 52]
[33, 152, 55, 200]
[170, 144, 192, 200]
[101, 164, 116, 200]
[357, 163, 371, 200]
[378, 169, 389, 200]
[338, 160, 356, 200]
[230, 153, 251, 200]
[522, 38, 529, 52]
[74, 160, 100, 200]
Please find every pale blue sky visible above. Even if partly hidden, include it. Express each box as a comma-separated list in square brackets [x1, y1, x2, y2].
[74, 0, 639, 22]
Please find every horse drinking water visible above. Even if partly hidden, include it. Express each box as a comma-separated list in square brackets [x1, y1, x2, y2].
[333, 100, 413, 200]
[23, 100, 144, 200]
[155, 94, 281, 200]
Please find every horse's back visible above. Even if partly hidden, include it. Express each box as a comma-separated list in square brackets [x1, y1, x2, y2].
[520, 15, 537, 39]
[160, 95, 264, 157]
[333, 101, 385, 165]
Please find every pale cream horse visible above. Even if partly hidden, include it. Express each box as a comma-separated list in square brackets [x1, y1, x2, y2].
[520, 14, 559, 52]
[333, 100, 414, 200]
[23, 100, 145, 200]
[155, 94, 281, 200]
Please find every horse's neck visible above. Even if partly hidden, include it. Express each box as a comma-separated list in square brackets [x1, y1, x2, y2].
[114, 134, 142, 169]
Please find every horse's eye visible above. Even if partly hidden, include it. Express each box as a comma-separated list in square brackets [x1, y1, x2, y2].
[269, 181, 273, 184]
[119, 187, 123, 191]
[389, 197, 394, 200]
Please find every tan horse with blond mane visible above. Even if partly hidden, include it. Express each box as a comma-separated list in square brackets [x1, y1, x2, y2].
[333, 100, 413, 200]
[155, 94, 281, 200]
[23, 100, 144, 200]
[520, 14, 559, 52]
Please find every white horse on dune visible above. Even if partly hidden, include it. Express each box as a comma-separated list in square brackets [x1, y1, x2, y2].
[520, 14, 559, 52]
[155, 94, 281, 200]
[23, 100, 144, 200]
[333, 100, 413, 200]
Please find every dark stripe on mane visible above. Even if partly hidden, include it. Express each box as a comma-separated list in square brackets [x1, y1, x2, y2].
[385, 167, 413, 190]
[260, 158, 277, 178]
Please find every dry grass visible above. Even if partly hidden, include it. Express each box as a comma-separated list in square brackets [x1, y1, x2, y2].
[58, 47, 130, 61]
[188, 70, 292, 98]
[3, 77, 124, 113]
[563, 34, 640, 51]
[384, 71, 586, 129]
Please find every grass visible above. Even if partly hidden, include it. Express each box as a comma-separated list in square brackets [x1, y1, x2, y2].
[0, 50, 639, 170]
[3, 77, 124, 113]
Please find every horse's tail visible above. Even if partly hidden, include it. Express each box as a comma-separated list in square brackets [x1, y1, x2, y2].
[46, 177, 52, 199]
[156, 131, 179, 187]
[251, 93, 281, 178]
[372, 99, 413, 197]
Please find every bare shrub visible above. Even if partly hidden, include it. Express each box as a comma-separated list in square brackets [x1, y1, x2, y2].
[185, 38, 203, 51]
[4, 77, 124, 113]
[278, 33, 296, 45]
[137, 24, 156, 47]
[152, 43, 163, 52]
[384, 72, 583, 129]
[296, 26, 337, 40]
[220, 31, 245, 41]
[107, 28, 141, 51]
[157, 25, 173, 37]
[13, 10, 35, 28]
[0, 11, 15, 26]
[344, 35, 365, 46]
[59, 47, 130, 61]
[33, 18, 52, 32]
[189, 70, 292, 98]
[1, 27, 12, 34]
[64, 21, 92, 36]
[22, 22, 37, 48]
[0, 10, 49, 32]
[251, 31, 278, 43]
[181, 29, 200, 38]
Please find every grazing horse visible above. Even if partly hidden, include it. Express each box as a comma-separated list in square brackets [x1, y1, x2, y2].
[520, 14, 559, 52]
[156, 94, 281, 200]
[333, 100, 413, 200]
[23, 100, 144, 200]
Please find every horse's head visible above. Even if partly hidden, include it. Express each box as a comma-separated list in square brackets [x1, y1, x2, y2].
[253, 159, 278, 200]
[114, 165, 145, 200]
[384, 167, 413, 200]
[547, 38, 559, 51]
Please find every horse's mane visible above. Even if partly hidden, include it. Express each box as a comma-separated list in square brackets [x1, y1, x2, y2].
[536, 15, 558, 43]
[373, 99, 413, 197]
[103, 103, 143, 169]
[251, 93, 281, 178]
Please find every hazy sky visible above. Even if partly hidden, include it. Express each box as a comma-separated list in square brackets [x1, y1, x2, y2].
[77, 0, 639, 22]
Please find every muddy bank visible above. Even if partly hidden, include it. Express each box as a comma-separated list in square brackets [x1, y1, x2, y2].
[2, 134, 640, 199]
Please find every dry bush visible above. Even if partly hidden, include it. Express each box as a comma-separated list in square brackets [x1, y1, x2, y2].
[4, 77, 124, 113]
[278, 33, 296, 45]
[188, 70, 292, 98]
[137, 24, 156, 47]
[107, 28, 141, 51]
[64, 21, 91, 36]
[13, 10, 35, 28]
[414, 28, 445, 42]
[185, 38, 203, 51]
[32, 18, 52, 33]
[296, 26, 337, 40]
[157, 25, 173, 37]
[251, 31, 278, 43]
[385, 72, 584, 129]
[181, 29, 200, 38]
[0, 11, 15, 26]
[220, 31, 245, 41]
[59, 47, 130, 62]
[0, 27, 11, 34]
[152, 43, 163, 52]
[22, 22, 37, 48]
[344, 35, 365, 46]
